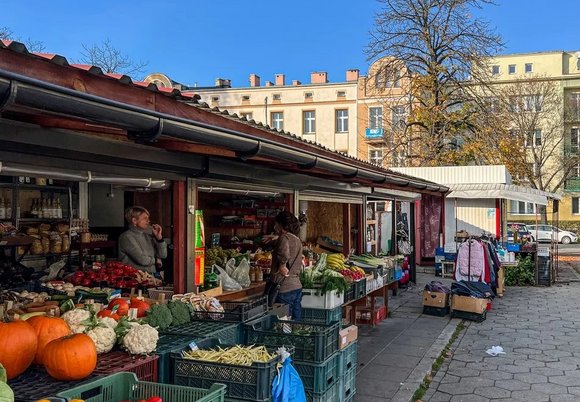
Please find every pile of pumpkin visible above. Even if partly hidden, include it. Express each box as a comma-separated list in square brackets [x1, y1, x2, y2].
[0, 297, 161, 383]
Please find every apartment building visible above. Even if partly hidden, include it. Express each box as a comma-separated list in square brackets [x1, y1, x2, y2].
[144, 60, 410, 166]
[481, 51, 580, 223]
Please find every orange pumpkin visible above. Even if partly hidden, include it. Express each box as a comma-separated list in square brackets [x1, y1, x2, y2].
[27, 315, 71, 365]
[0, 320, 38, 379]
[43, 334, 97, 381]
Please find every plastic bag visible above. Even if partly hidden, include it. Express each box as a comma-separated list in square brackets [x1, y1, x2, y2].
[225, 258, 237, 276]
[231, 258, 251, 288]
[272, 354, 306, 402]
[216, 265, 242, 291]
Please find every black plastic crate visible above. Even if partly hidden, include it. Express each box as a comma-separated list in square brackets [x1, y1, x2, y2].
[173, 338, 290, 401]
[156, 334, 201, 384]
[191, 295, 268, 323]
[343, 284, 355, 303]
[423, 306, 450, 317]
[293, 351, 340, 394]
[243, 315, 339, 363]
[353, 279, 366, 300]
[451, 309, 487, 322]
[8, 366, 97, 402]
[162, 320, 240, 344]
[301, 306, 342, 325]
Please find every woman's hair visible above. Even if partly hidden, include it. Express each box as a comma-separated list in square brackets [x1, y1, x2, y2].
[125, 206, 149, 224]
[275, 211, 300, 235]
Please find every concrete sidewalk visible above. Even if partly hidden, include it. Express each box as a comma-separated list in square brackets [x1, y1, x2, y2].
[355, 273, 460, 402]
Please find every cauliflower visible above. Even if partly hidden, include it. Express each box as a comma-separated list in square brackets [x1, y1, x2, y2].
[87, 326, 116, 354]
[98, 317, 118, 329]
[122, 323, 159, 355]
[62, 308, 92, 334]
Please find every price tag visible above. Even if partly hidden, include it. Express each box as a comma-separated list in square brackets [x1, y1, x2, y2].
[189, 341, 198, 351]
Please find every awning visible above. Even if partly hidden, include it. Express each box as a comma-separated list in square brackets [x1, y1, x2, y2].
[370, 187, 422, 201]
[447, 184, 561, 206]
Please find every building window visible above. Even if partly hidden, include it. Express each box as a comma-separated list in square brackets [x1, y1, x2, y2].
[571, 128, 580, 152]
[567, 93, 580, 120]
[369, 149, 384, 165]
[508, 64, 516, 74]
[337, 91, 346, 97]
[369, 107, 383, 129]
[524, 95, 542, 112]
[573, 197, 580, 215]
[303, 110, 316, 134]
[525, 63, 533, 73]
[525, 129, 542, 147]
[492, 65, 500, 75]
[335, 109, 349, 133]
[484, 97, 500, 113]
[271, 112, 284, 130]
[573, 163, 580, 178]
[211, 96, 219, 102]
[376, 68, 401, 88]
[510, 200, 537, 214]
[305, 92, 313, 100]
[242, 95, 250, 101]
[273, 94, 281, 101]
[240, 112, 253, 120]
[391, 106, 407, 130]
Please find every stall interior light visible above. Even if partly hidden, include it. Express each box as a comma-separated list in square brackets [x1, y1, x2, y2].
[0, 161, 170, 190]
[197, 186, 280, 197]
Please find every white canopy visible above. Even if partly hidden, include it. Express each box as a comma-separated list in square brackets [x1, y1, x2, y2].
[447, 183, 561, 206]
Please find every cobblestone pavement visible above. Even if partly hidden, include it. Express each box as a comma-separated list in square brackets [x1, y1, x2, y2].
[424, 283, 580, 401]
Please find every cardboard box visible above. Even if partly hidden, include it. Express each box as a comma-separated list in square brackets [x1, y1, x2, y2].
[338, 325, 358, 350]
[200, 284, 223, 298]
[451, 295, 488, 314]
[423, 290, 449, 308]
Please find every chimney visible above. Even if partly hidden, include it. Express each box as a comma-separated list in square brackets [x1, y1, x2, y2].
[311, 72, 328, 84]
[265, 81, 274, 87]
[292, 80, 301, 86]
[346, 69, 360, 81]
[275, 74, 286, 86]
[215, 78, 232, 88]
[249, 74, 261, 87]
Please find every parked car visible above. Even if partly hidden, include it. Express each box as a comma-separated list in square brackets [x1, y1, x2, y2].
[507, 223, 532, 243]
[527, 224, 578, 244]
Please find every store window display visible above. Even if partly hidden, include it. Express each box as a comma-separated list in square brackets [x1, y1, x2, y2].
[118, 206, 167, 275]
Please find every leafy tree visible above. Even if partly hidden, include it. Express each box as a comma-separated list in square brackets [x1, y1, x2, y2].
[366, 0, 504, 165]
[79, 38, 148, 77]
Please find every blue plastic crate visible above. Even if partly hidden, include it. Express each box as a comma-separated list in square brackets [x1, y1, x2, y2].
[302, 306, 342, 325]
[340, 366, 356, 401]
[339, 341, 358, 376]
[506, 243, 521, 252]
[293, 351, 340, 394]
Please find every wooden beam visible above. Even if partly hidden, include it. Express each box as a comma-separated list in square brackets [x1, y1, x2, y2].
[172, 181, 186, 294]
[343, 203, 351, 257]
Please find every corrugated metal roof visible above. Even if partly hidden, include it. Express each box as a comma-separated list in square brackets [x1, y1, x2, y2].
[0, 39, 447, 191]
[447, 183, 561, 205]
[392, 165, 512, 185]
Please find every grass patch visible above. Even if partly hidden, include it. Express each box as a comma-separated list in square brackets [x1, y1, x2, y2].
[411, 321, 466, 401]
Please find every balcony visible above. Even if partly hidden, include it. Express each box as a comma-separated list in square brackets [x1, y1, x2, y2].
[565, 178, 580, 192]
[365, 128, 385, 141]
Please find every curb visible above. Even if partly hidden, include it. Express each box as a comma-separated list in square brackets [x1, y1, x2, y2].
[390, 317, 463, 402]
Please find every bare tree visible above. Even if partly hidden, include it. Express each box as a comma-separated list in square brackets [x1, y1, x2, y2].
[79, 38, 148, 77]
[0, 26, 45, 52]
[366, 0, 504, 165]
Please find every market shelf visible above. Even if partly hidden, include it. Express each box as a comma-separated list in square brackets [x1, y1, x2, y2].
[17, 217, 70, 222]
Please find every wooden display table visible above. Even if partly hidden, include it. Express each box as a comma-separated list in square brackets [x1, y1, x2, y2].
[344, 280, 398, 327]
[498, 261, 518, 297]
[215, 281, 266, 302]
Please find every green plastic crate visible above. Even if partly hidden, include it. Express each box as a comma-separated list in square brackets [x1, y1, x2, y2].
[294, 351, 340, 394]
[305, 379, 340, 402]
[340, 366, 356, 401]
[244, 315, 339, 363]
[156, 334, 202, 384]
[162, 320, 240, 343]
[57, 372, 226, 402]
[301, 306, 342, 325]
[339, 341, 358, 376]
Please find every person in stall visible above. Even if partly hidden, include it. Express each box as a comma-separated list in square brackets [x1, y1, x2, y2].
[118, 206, 167, 277]
[271, 211, 303, 320]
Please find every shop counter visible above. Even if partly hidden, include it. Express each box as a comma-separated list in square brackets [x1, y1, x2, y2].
[216, 281, 266, 302]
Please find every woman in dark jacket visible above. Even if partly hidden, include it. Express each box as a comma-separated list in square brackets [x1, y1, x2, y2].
[271, 211, 303, 320]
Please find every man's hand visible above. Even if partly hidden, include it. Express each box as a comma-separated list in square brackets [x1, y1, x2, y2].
[152, 224, 163, 240]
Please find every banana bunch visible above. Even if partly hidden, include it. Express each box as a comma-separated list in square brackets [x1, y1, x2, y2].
[326, 253, 348, 271]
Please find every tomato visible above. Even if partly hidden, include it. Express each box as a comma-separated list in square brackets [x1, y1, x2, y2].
[130, 298, 151, 318]
[108, 298, 129, 316]
[81, 278, 93, 287]
[147, 397, 163, 402]
[97, 309, 120, 321]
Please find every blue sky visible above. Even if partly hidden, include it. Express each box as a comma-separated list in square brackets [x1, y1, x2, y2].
[2, 1, 579, 87]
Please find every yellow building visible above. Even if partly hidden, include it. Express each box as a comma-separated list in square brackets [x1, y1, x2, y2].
[480, 51, 580, 227]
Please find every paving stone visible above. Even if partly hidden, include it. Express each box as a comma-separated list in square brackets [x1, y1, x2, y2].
[500, 364, 531, 374]
[440, 374, 461, 384]
[478, 370, 513, 380]
[531, 382, 568, 394]
[548, 394, 579, 402]
[427, 392, 453, 401]
[495, 379, 531, 391]
[548, 375, 580, 386]
[513, 358, 547, 368]
[531, 367, 564, 376]
[567, 386, 580, 396]
[437, 381, 477, 395]
[474, 386, 511, 399]
[449, 395, 490, 402]
[513, 372, 548, 384]
[446, 367, 481, 378]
